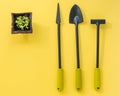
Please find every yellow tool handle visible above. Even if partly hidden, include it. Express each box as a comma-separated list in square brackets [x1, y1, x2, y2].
[57, 68, 63, 92]
[76, 68, 82, 90]
[94, 68, 100, 90]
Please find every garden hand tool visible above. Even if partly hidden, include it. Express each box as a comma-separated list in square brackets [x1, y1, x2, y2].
[69, 4, 83, 90]
[91, 19, 106, 90]
[56, 3, 63, 92]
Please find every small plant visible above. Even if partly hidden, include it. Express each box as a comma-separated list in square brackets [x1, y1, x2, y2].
[15, 16, 30, 30]
[12, 12, 32, 34]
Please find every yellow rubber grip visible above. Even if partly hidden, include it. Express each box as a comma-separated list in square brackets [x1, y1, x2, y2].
[57, 68, 63, 92]
[76, 68, 82, 90]
[94, 68, 100, 90]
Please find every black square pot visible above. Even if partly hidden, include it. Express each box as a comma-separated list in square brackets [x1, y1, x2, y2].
[11, 12, 32, 34]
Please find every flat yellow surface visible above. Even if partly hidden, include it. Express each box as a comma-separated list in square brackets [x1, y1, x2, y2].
[0, 0, 119, 96]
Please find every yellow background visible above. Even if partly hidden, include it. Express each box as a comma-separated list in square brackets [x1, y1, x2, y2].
[0, 0, 119, 96]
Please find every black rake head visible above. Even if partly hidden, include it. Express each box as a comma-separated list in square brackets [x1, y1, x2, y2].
[91, 19, 106, 25]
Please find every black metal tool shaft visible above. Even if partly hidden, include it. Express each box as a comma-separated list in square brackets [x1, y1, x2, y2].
[75, 24, 80, 68]
[56, 3, 61, 68]
[58, 24, 61, 68]
[96, 24, 100, 68]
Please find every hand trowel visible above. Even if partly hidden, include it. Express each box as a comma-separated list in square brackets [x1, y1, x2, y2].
[69, 4, 84, 90]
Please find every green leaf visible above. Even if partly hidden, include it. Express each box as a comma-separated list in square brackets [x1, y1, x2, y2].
[15, 15, 30, 30]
